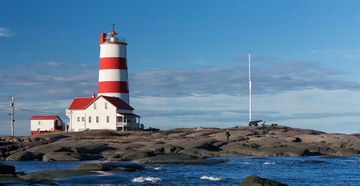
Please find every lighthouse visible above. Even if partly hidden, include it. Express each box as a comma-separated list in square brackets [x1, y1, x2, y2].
[98, 25, 130, 104]
[65, 25, 143, 132]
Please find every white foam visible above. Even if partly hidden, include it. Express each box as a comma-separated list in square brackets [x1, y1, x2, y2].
[154, 167, 162, 170]
[131, 177, 162, 183]
[200, 176, 223, 181]
[263, 161, 276, 165]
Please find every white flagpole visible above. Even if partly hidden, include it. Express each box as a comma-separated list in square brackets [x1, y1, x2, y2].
[249, 52, 252, 123]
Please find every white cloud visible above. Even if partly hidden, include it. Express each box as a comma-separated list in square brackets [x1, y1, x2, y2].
[130, 62, 360, 97]
[1, 59, 360, 135]
[132, 89, 360, 133]
[2, 59, 359, 100]
[310, 49, 360, 59]
[0, 27, 11, 37]
[0, 61, 98, 100]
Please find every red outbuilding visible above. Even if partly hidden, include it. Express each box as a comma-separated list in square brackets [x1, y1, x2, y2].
[30, 116, 65, 135]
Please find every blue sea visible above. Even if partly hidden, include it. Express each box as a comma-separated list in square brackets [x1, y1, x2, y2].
[4, 156, 360, 185]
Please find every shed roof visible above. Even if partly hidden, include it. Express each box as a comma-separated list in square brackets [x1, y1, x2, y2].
[30, 116, 62, 122]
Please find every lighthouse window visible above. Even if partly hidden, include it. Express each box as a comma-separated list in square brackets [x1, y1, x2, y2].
[94, 103, 97, 109]
[77, 117, 80, 122]
[82, 117, 84, 121]
[89, 116, 91, 123]
[96, 116, 99, 123]
[105, 102, 108, 109]
[106, 116, 110, 123]
[38, 121, 41, 125]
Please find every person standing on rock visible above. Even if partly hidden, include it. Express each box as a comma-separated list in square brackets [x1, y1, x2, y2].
[226, 130, 231, 144]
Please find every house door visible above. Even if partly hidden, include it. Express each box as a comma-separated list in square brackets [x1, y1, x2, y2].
[55, 120, 59, 129]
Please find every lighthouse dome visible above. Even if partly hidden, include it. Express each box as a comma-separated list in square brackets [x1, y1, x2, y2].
[107, 29, 120, 42]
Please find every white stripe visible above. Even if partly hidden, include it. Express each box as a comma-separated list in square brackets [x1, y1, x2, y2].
[99, 93, 130, 105]
[98, 69, 128, 82]
[100, 44, 127, 58]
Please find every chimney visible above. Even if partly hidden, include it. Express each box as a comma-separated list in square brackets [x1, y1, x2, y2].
[92, 93, 96, 98]
[100, 33, 106, 44]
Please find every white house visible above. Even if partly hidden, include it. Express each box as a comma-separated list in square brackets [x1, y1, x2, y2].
[30, 116, 65, 135]
[66, 95, 142, 132]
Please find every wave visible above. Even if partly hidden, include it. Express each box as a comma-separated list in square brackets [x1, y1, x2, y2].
[263, 161, 276, 165]
[200, 176, 223, 181]
[239, 161, 251, 165]
[154, 167, 163, 170]
[131, 176, 162, 183]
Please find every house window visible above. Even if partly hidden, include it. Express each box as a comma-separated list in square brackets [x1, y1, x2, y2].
[38, 121, 41, 125]
[107, 116, 109, 123]
[88, 116, 91, 123]
[117, 117, 123, 122]
[105, 102, 108, 109]
[96, 116, 99, 123]
[94, 103, 97, 109]
[82, 117, 84, 121]
[77, 117, 80, 122]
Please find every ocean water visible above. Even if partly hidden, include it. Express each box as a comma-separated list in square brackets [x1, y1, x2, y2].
[4, 156, 360, 185]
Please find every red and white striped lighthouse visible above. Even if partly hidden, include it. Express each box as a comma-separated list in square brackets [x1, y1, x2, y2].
[98, 25, 130, 104]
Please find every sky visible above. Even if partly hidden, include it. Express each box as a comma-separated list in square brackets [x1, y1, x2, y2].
[0, 0, 359, 136]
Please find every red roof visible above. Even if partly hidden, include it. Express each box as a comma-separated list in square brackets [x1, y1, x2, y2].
[102, 96, 134, 110]
[68, 97, 97, 110]
[68, 96, 134, 111]
[109, 30, 117, 35]
[117, 113, 139, 117]
[30, 116, 62, 121]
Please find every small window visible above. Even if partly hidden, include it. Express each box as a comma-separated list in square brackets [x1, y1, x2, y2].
[38, 121, 41, 125]
[88, 116, 91, 123]
[105, 102, 108, 109]
[117, 116, 123, 122]
[106, 116, 109, 123]
[94, 103, 97, 109]
[96, 116, 99, 123]
[82, 117, 84, 121]
[77, 117, 80, 122]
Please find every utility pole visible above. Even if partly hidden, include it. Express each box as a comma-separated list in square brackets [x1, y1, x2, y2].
[10, 96, 15, 136]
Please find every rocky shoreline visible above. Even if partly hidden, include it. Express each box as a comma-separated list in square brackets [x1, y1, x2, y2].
[1, 126, 360, 163]
[0, 125, 359, 185]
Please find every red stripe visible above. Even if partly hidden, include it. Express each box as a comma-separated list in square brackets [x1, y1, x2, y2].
[100, 42, 127, 45]
[100, 57, 127, 70]
[98, 81, 129, 93]
[31, 130, 60, 135]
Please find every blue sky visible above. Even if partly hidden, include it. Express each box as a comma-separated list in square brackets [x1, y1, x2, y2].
[0, 0, 359, 135]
